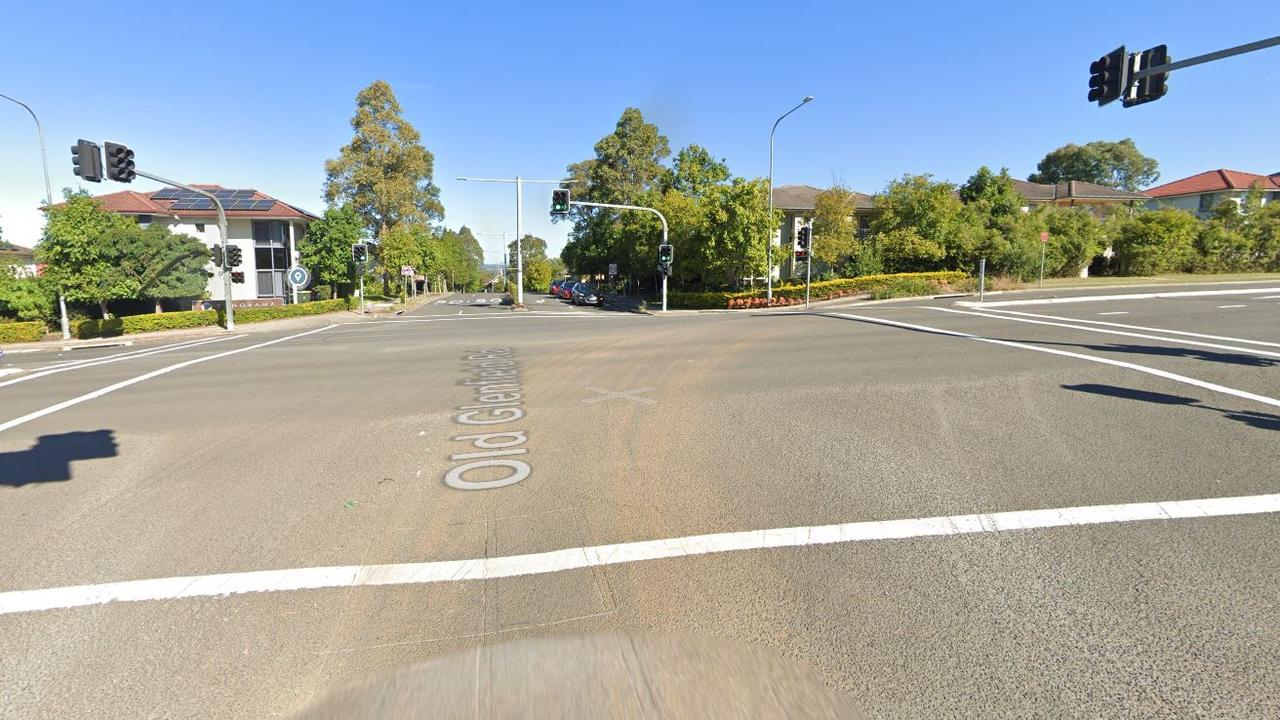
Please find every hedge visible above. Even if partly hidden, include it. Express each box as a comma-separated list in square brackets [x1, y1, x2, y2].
[72, 310, 219, 339]
[0, 320, 46, 343]
[221, 298, 350, 324]
[666, 271, 969, 309]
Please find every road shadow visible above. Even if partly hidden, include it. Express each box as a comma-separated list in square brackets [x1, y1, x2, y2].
[1063, 384, 1280, 432]
[0, 430, 119, 487]
[1024, 340, 1277, 368]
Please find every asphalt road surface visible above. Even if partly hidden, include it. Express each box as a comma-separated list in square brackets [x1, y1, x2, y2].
[2, 283, 1279, 718]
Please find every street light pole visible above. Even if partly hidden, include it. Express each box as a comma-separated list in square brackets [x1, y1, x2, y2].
[2, 92, 71, 340]
[766, 95, 813, 306]
[457, 176, 574, 308]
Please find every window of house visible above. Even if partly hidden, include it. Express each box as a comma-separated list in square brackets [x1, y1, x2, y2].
[252, 220, 290, 298]
[136, 214, 152, 225]
[1198, 193, 1215, 213]
[195, 223, 205, 232]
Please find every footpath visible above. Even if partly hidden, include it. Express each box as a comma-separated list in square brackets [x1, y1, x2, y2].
[1, 293, 444, 356]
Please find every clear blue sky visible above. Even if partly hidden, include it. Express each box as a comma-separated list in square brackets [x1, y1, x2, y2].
[3, 1, 1277, 261]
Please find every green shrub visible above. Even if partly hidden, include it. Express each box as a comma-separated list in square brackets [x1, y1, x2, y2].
[0, 320, 46, 343]
[73, 310, 219, 338]
[666, 271, 968, 309]
[222, 298, 350, 324]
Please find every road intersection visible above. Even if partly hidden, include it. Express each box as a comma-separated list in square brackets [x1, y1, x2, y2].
[1, 283, 1278, 718]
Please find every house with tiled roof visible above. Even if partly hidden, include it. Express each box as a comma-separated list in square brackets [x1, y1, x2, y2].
[770, 184, 876, 281]
[58, 186, 318, 305]
[1011, 180, 1149, 216]
[1143, 170, 1280, 218]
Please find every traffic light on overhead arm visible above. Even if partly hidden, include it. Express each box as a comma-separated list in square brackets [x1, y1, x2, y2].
[103, 141, 136, 182]
[71, 140, 103, 182]
[1087, 46, 1127, 106]
[1124, 45, 1169, 108]
[551, 188, 571, 215]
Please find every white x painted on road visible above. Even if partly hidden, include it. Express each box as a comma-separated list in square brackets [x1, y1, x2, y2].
[583, 386, 656, 405]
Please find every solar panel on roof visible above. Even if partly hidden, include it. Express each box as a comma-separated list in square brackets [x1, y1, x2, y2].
[250, 200, 276, 210]
[172, 198, 214, 210]
[152, 188, 183, 199]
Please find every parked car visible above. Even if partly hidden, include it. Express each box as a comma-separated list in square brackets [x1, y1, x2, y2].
[558, 281, 576, 300]
[572, 283, 604, 307]
[549, 279, 567, 296]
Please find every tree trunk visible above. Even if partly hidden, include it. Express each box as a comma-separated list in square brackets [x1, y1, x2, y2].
[98, 299, 110, 319]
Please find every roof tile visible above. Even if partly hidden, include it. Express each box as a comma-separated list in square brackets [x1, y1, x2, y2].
[1144, 169, 1280, 198]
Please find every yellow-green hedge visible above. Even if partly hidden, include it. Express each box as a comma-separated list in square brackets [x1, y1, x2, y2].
[0, 321, 46, 343]
[222, 298, 350, 324]
[72, 310, 219, 339]
[667, 271, 968, 309]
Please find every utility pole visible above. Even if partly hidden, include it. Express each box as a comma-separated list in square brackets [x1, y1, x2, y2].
[570, 199, 669, 312]
[457, 176, 574, 307]
[2, 93, 71, 340]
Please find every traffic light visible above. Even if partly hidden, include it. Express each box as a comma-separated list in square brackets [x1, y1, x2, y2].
[1124, 45, 1169, 108]
[71, 140, 103, 183]
[352, 243, 368, 264]
[225, 244, 242, 268]
[551, 188, 571, 215]
[795, 226, 810, 261]
[1087, 46, 1127, 106]
[103, 141, 136, 183]
[210, 245, 224, 267]
[231, 271, 245, 284]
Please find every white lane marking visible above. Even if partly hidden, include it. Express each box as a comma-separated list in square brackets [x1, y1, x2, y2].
[1256, 295, 1280, 300]
[0, 369, 24, 377]
[1097, 311, 1129, 316]
[1218, 304, 1247, 309]
[924, 307, 1280, 360]
[0, 336, 240, 390]
[829, 312, 1280, 409]
[0, 325, 337, 435]
[2, 491, 1278, 616]
[37, 337, 212, 371]
[960, 286, 1280, 308]
[975, 308, 1280, 349]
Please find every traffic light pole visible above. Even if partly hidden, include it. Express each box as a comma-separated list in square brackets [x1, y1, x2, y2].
[134, 170, 234, 331]
[805, 229, 813, 309]
[569, 200, 669, 312]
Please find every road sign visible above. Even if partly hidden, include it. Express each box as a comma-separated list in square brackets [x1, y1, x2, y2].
[287, 266, 310, 288]
[1040, 231, 1049, 243]
[608, 263, 618, 277]
[401, 266, 414, 277]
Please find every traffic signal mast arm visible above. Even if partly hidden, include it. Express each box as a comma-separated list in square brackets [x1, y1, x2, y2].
[568, 199, 670, 312]
[133, 169, 236, 331]
[1130, 34, 1280, 82]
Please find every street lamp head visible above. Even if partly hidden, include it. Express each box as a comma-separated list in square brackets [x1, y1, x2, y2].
[802, 96, 814, 103]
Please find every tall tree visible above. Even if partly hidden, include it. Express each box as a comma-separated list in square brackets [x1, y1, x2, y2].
[323, 80, 444, 238]
[111, 224, 212, 312]
[36, 190, 135, 318]
[811, 187, 859, 268]
[508, 234, 551, 291]
[668, 144, 729, 198]
[559, 108, 671, 280]
[1028, 139, 1159, 192]
[301, 205, 364, 298]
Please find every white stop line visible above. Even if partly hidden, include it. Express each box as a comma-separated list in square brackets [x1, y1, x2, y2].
[2, 492, 1278, 615]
